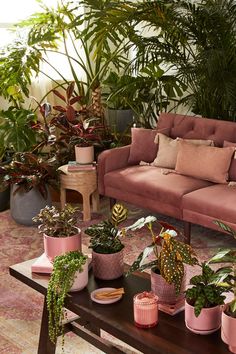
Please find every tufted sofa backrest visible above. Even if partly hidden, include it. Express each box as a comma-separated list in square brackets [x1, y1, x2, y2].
[157, 113, 236, 147]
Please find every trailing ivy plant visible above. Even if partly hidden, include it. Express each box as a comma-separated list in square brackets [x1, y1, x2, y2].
[185, 262, 232, 317]
[85, 203, 128, 254]
[47, 251, 88, 348]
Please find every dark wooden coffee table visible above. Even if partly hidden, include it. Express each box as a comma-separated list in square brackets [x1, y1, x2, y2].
[9, 259, 229, 354]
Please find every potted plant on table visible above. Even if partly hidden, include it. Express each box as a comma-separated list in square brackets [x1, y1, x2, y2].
[47, 250, 88, 349]
[52, 82, 105, 164]
[185, 261, 231, 334]
[209, 220, 236, 353]
[33, 204, 82, 261]
[0, 152, 58, 225]
[84, 203, 128, 280]
[125, 217, 198, 304]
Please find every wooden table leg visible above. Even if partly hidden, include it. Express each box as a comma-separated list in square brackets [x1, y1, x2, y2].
[60, 187, 66, 209]
[38, 297, 56, 354]
[81, 191, 91, 221]
[92, 190, 99, 212]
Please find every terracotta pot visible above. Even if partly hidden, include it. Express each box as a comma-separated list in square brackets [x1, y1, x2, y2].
[151, 269, 185, 305]
[70, 259, 89, 292]
[43, 228, 81, 261]
[75, 145, 94, 164]
[221, 308, 236, 353]
[92, 248, 124, 280]
[185, 300, 222, 334]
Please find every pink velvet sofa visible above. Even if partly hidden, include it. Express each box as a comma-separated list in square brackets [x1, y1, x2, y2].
[98, 113, 236, 243]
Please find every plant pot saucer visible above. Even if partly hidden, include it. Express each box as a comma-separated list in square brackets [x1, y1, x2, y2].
[185, 322, 221, 335]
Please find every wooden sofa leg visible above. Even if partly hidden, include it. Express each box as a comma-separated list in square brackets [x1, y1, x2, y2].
[183, 221, 191, 244]
[109, 198, 116, 209]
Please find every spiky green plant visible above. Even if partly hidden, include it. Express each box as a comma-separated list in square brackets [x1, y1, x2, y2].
[125, 217, 198, 294]
[209, 220, 236, 317]
[85, 203, 128, 254]
[185, 262, 231, 317]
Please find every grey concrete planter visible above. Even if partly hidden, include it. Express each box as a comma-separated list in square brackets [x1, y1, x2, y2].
[106, 109, 133, 134]
[10, 185, 52, 226]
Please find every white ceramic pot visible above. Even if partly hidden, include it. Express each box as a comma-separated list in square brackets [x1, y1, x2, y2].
[75, 145, 94, 164]
[185, 300, 222, 334]
[222, 308, 236, 353]
[43, 227, 81, 261]
[70, 259, 89, 292]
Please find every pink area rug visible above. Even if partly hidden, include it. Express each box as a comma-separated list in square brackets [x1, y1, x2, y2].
[0, 198, 235, 353]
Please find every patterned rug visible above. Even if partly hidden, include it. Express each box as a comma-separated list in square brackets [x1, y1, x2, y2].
[0, 198, 235, 354]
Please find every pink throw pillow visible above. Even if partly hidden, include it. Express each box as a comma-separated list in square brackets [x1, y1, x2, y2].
[152, 133, 214, 169]
[175, 141, 235, 184]
[223, 140, 236, 181]
[128, 128, 158, 165]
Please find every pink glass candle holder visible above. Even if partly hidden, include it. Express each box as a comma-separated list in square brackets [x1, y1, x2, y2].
[133, 291, 159, 328]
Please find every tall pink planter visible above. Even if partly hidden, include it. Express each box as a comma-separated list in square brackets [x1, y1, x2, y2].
[92, 249, 124, 280]
[151, 269, 185, 304]
[222, 310, 236, 353]
[44, 229, 81, 261]
[185, 300, 222, 334]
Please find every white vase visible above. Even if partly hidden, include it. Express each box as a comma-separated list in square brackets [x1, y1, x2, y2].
[70, 259, 89, 291]
[75, 145, 94, 164]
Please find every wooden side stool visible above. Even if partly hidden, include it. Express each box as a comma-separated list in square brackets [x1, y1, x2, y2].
[60, 166, 99, 221]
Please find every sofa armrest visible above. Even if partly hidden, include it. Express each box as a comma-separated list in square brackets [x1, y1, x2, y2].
[97, 145, 131, 195]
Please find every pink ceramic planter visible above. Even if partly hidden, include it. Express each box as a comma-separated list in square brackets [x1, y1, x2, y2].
[222, 310, 236, 353]
[43, 228, 81, 261]
[185, 300, 222, 334]
[75, 145, 94, 164]
[70, 259, 89, 292]
[151, 269, 185, 304]
[92, 249, 124, 280]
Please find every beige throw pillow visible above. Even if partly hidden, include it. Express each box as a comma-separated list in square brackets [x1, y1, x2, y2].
[175, 141, 235, 183]
[152, 133, 214, 169]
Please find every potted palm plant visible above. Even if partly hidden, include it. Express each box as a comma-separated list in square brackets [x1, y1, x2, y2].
[84, 203, 128, 280]
[32, 204, 81, 261]
[125, 217, 198, 304]
[47, 250, 88, 349]
[185, 262, 231, 334]
[209, 220, 236, 353]
[0, 152, 58, 225]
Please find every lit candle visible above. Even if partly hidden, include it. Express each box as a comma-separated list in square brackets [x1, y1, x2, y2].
[133, 291, 159, 328]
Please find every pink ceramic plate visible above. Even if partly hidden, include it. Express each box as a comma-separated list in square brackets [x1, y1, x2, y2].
[90, 287, 122, 304]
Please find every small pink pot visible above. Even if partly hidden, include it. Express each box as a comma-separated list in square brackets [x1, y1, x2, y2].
[185, 300, 222, 334]
[151, 269, 185, 305]
[221, 309, 236, 353]
[75, 145, 94, 164]
[92, 249, 124, 280]
[44, 228, 81, 261]
[70, 259, 89, 292]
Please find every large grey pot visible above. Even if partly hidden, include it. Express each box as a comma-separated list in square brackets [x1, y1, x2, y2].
[0, 187, 10, 212]
[10, 184, 52, 226]
[106, 109, 133, 134]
